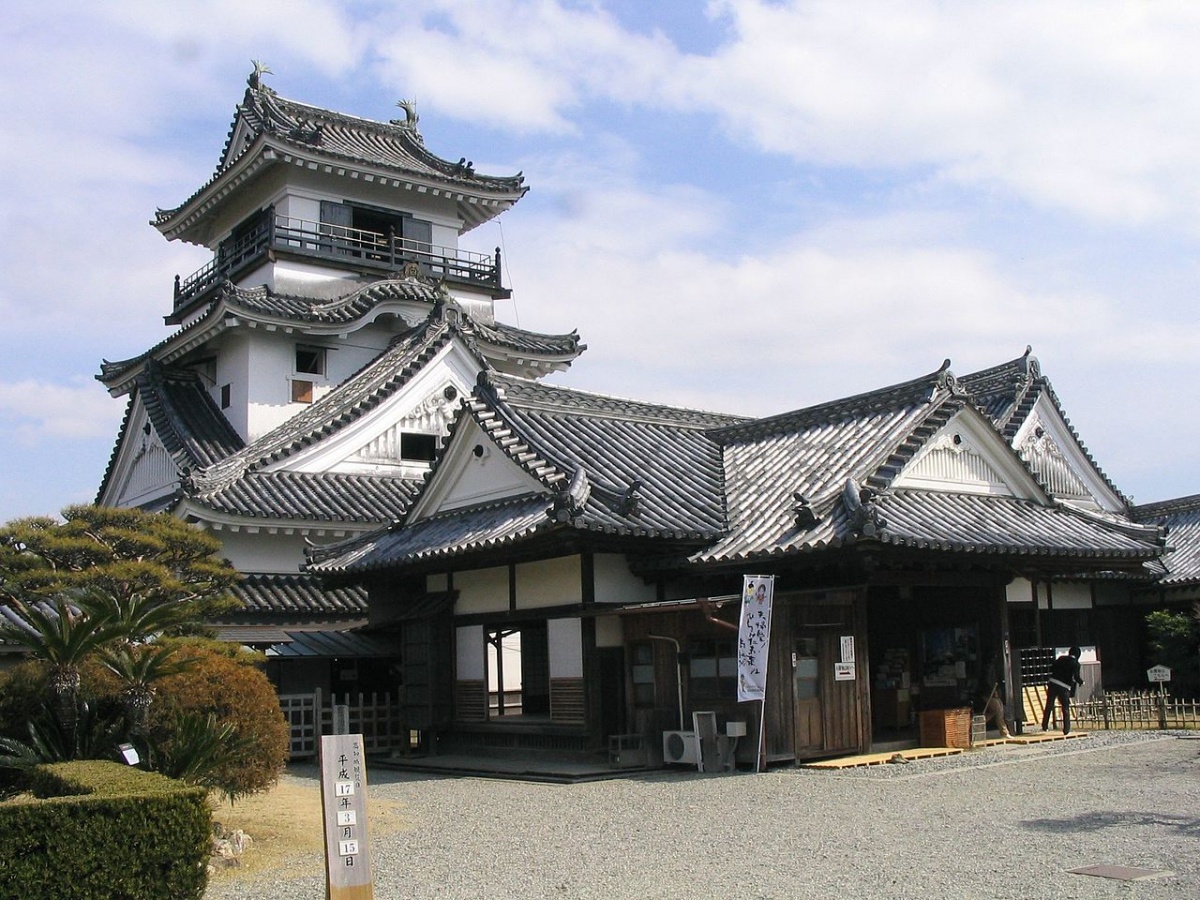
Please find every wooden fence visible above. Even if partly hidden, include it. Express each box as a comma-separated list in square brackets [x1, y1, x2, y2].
[1072, 690, 1200, 730]
[278, 689, 410, 759]
[1025, 686, 1200, 731]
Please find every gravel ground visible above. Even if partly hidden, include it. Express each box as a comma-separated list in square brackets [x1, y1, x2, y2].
[206, 731, 1200, 899]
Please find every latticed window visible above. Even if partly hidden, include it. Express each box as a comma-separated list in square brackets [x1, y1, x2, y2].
[688, 639, 736, 701]
[631, 643, 655, 707]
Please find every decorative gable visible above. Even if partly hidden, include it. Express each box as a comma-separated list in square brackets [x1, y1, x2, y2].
[892, 409, 1044, 501]
[1014, 410, 1100, 506]
[347, 387, 460, 468]
[110, 410, 181, 509]
[410, 417, 545, 518]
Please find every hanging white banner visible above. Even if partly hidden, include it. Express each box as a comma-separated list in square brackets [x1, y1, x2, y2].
[737, 575, 775, 702]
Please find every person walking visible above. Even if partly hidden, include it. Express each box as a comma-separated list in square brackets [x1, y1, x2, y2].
[1041, 646, 1084, 734]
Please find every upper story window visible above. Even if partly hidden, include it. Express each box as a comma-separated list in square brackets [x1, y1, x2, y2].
[319, 201, 432, 255]
[295, 345, 326, 376]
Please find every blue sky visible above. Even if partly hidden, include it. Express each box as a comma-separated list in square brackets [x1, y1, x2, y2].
[1, 0, 1198, 522]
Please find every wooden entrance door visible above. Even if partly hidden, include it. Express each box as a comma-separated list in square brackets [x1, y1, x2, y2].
[793, 636, 823, 755]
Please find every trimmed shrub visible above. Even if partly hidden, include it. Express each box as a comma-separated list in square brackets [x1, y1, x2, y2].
[0, 760, 210, 899]
[148, 640, 289, 801]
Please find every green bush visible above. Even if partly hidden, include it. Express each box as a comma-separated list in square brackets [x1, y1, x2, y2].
[0, 760, 210, 900]
[148, 640, 289, 801]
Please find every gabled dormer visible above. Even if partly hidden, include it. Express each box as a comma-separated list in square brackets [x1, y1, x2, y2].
[154, 65, 528, 327]
[960, 348, 1127, 514]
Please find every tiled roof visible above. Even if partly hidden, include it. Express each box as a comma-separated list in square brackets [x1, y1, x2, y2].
[263, 629, 402, 659]
[98, 279, 581, 391]
[189, 471, 420, 523]
[1131, 494, 1200, 588]
[462, 373, 738, 539]
[155, 78, 526, 236]
[228, 572, 367, 616]
[95, 363, 245, 506]
[874, 490, 1162, 559]
[310, 360, 1167, 579]
[309, 495, 559, 574]
[308, 374, 745, 574]
[694, 364, 963, 564]
[139, 363, 245, 469]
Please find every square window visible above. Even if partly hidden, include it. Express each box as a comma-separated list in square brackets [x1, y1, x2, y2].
[296, 345, 326, 376]
[292, 379, 313, 404]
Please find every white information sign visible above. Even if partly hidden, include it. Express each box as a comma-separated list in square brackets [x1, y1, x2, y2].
[834, 662, 856, 681]
[1147, 665, 1172, 683]
[840, 636, 855, 664]
[320, 734, 374, 899]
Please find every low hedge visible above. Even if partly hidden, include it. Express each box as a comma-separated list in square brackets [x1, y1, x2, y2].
[0, 760, 210, 900]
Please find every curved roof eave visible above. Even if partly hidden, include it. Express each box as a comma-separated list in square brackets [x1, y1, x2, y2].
[154, 85, 529, 243]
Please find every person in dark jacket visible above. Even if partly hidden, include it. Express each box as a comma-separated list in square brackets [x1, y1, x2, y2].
[1041, 646, 1084, 734]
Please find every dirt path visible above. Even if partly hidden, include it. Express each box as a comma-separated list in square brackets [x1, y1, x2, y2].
[206, 771, 410, 886]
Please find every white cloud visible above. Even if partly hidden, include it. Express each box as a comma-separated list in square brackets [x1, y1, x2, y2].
[352, 0, 1200, 227]
[369, 0, 678, 132]
[0, 379, 124, 443]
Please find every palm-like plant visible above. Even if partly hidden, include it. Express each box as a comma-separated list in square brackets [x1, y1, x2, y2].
[0, 591, 121, 737]
[98, 643, 196, 732]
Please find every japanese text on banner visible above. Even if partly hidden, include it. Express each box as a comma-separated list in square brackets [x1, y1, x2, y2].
[737, 575, 775, 702]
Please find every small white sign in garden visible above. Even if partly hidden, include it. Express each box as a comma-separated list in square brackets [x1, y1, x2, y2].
[1146, 665, 1172, 684]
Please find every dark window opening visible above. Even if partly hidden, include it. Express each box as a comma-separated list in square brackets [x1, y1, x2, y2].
[319, 201, 432, 259]
[295, 345, 326, 376]
[688, 638, 736, 702]
[220, 384, 231, 409]
[400, 432, 437, 462]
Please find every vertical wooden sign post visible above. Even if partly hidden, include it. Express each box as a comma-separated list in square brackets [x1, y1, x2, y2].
[320, 734, 374, 899]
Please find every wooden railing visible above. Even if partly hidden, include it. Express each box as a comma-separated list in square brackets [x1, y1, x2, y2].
[174, 215, 502, 310]
[1072, 690, 1200, 730]
[278, 688, 411, 759]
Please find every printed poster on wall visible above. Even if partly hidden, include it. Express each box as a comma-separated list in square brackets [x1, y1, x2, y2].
[737, 575, 775, 702]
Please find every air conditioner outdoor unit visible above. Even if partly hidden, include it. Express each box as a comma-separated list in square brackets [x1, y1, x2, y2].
[663, 730, 699, 765]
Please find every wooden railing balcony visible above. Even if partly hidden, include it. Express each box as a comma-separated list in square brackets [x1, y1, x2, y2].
[173, 214, 504, 312]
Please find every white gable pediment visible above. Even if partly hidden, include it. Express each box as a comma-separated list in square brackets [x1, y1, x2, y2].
[893, 409, 1046, 501]
[102, 402, 182, 509]
[1012, 401, 1121, 512]
[410, 417, 546, 520]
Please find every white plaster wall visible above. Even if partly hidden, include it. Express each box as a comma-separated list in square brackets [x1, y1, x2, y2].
[1045, 582, 1092, 610]
[426, 573, 450, 593]
[213, 332, 252, 440]
[595, 615, 623, 648]
[1006, 578, 1092, 609]
[282, 341, 477, 476]
[456, 625, 484, 679]
[516, 556, 581, 608]
[214, 531, 313, 572]
[593, 554, 657, 604]
[1006, 578, 1036, 604]
[548, 618, 582, 677]
[454, 566, 509, 615]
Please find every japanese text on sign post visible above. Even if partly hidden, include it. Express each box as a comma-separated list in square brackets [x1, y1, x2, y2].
[320, 734, 374, 899]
